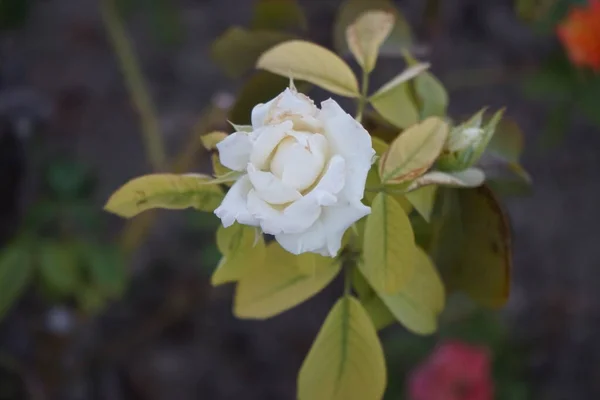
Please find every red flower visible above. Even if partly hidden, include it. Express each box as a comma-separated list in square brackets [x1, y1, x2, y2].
[408, 340, 494, 400]
[557, 0, 600, 71]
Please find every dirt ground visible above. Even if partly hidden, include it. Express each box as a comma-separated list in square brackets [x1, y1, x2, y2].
[1, 0, 600, 399]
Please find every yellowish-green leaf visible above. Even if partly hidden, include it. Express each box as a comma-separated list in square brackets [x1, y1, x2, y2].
[234, 242, 340, 319]
[211, 27, 295, 77]
[334, 0, 412, 57]
[104, 174, 224, 218]
[212, 224, 265, 285]
[251, 0, 308, 32]
[228, 121, 253, 132]
[346, 10, 395, 72]
[200, 131, 227, 150]
[404, 53, 448, 119]
[256, 40, 359, 97]
[371, 63, 430, 98]
[363, 294, 396, 331]
[0, 242, 33, 321]
[298, 296, 386, 400]
[361, 192, 415, 294]
[211, 154, 232, 181]
[374, 246, 445, 335]
[406, 168, 485, 191]
[371, 136, 389, 156]
[405, 185, 438, 222]
[379, 117, 449, 183]
[369, 78, 419, 129]
[450, 185, 511, 308]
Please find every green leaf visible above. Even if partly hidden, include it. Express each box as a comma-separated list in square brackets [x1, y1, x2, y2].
[369, 79, 420, 129]
[361, 193, 415, 294]
[379, 117, 449, 183]
[104, 174, 224, 218]
[251, 0, 307, 32]
[234, 242, 340, 319]
[212, 223, 265, 285]
[298, 296, 387, 400]
[365, 246, 445, 335]
[80, 243, 127, 298]
[256, 40, 360, 97]
[362, 294, 396, 331]
[450, 185, 512, 308]
[0, 242, 33, 320]
[405, 185, 438, 222]
[406, 168, 486, 191]
[404, 53, 448, 119]
[346, 10, 395, 72]
[334, 0, 412, 57]
[369, 64, 429, 130]
[38, 241, 80, 297]
[211, 27, 295, 77]
[469, 108, 505, 167]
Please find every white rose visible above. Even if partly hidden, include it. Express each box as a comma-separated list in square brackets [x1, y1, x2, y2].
[214, 88, 375, 257]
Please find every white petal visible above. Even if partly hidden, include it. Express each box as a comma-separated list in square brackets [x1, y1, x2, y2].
[275, 202, 371, 257]
[267, 88, 318, 123]
[319, 99, 375, 202]
[214, 175, 258, 227]
[249, 121, 292, 169]
[271, 133, 328, 192]
[216, 132, 252, 171]
[310, 155, 345, 197]
[277, 156, 346, 231]
[247, 164, 301, 205]
[251, 96, 278, 129]
[246, 190, 320, 235]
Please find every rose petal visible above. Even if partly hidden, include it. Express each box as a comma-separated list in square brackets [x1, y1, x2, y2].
[251, 96, 278, 129]
[246, 190, 321, 235]
[247, 164, 302, 205]
[271, 133, 328, 192]
[276, 201, 371, 257]
[214, 175, 258, 227]
[266, 88, 318, 124]
[249, 121, 292, 169]
[216, 132, 252, 171]
[319, 99, 375, 202]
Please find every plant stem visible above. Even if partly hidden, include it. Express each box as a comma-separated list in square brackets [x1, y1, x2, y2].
[101, 0, 167, 172]
[355, 69, 370, 123]
[344, 261, 353, 297]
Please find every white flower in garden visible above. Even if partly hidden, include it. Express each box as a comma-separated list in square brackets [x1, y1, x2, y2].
[214, 88, 375, 257]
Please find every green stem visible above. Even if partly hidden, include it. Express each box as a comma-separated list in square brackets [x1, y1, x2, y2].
[355, 69, 370, 123]
[344, 261, 353, 297]
[101, 0, 167, 172]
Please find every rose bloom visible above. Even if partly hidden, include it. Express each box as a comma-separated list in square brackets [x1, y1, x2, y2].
[214, 88, 375, 257]
[557, 0, 600, 71]
[408, 340, 494, 400]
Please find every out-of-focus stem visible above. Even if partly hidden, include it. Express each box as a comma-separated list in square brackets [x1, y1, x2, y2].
[355, 69, 370, 123]
[101, 0, 167, 172]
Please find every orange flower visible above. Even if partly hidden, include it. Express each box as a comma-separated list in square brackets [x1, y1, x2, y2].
[557, 0, 600, 71]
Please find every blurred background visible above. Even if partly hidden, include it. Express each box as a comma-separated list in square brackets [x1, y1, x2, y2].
[0, 0, 599, 399]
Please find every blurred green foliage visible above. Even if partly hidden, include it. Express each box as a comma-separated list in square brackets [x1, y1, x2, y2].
[0, 158, 127, 320]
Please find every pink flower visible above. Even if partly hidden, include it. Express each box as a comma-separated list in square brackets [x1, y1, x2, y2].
[408, 340, 494, 400]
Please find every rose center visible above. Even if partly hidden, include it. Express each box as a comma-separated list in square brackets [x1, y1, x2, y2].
[270, 132, 328, 192]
